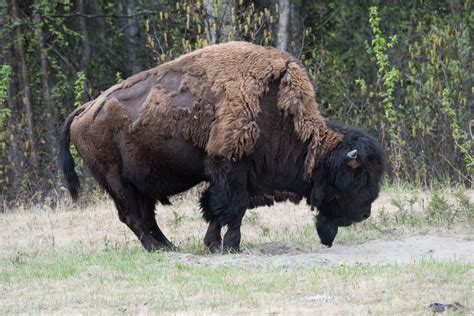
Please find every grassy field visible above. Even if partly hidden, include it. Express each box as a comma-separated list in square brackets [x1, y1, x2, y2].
[1, 184, 473, 314]
[2, 248, 472, 314]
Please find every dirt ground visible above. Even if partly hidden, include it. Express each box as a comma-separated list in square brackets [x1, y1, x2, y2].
[1, 190, 473, 268]
[168, 234, 474, 268]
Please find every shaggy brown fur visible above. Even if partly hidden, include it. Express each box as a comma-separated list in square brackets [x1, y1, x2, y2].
[175, 42, 342, 177]
[74, 42, 341, 179]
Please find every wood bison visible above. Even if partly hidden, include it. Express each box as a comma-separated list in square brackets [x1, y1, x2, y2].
[60, 42, 384, 252]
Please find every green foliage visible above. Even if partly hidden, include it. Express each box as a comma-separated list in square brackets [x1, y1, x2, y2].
[0, 1, 472, 204]
[142, 1, 278, 64]
[441, 88, 473, 173]
[73, 71, 86, 108]
[115, 71, 124, 83]
[424, 190, 454, 225]
[373, 186, 474, 228]
[301, 1, 472, 185]
[0, 64, 11, 125]
[0, 64, 11, 189]
[368, 6, 404, 176]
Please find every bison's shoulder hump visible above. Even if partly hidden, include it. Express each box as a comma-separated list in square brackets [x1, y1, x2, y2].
[77, 42, 342, 179]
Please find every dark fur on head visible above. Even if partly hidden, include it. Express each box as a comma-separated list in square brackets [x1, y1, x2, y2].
[311, 121, 385, 247]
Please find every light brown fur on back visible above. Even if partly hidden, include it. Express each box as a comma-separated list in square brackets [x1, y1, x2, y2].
[70, 42, 342, 180]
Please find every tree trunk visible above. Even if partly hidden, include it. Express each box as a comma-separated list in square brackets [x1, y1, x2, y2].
[289, 0, 303, 57]
[77, 0, 91, 74]
[0, 14, 14, 199]
[34, 1, 57, 172]
[204, 0, 235, 43]
[125, 0, 142, 74]
[10, 0, 39, 179]
[277, 0, 289, 51]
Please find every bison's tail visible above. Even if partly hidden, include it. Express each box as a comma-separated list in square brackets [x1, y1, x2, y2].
[59, 106, 85, 201]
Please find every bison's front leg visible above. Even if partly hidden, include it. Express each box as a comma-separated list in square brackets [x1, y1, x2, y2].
[222, 212, 245, 252]
[201, 160, 250, 252]
[203, 219, 222, 252]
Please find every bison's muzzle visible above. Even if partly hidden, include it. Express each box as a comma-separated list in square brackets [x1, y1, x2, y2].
[316, 215, 339, 247]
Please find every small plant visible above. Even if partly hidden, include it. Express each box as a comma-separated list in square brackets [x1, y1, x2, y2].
[424, 190, 452, 225]
[115, 71, 124, 83]
[179, 236, 208, 254]
[260, 224, 270, 237]
[245, 210, 258, 225]
[377, 207, 390, 227]
[453, 187, 474, 223]
[389, 194, 419, 226]
[169, 209, 186, 228]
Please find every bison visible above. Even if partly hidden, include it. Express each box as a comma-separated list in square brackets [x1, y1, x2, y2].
[60, 42, 384, 252]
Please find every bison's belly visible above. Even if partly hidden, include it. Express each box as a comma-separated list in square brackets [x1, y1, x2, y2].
[119, 131, 208, 199]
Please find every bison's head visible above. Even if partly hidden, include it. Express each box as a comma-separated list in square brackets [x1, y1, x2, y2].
[310, 122, 384, 247]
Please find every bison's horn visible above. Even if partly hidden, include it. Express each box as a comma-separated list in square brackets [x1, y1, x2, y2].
[347, 150, 358, 159]
[346, 150, 358, 168]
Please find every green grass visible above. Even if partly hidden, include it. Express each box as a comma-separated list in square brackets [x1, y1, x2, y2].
[1, 185, 473, 313]
[1, 246, 472, 314]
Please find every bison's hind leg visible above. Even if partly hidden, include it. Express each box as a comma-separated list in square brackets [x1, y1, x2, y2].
[104, 170, 173, 251]
[139, 194, 174, 249]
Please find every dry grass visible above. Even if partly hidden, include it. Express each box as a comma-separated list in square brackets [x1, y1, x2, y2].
[1, 247, 472, 314]
[0, 187, 473, 314]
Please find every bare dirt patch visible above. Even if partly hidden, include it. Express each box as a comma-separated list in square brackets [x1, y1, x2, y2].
[168, 234, 474, 268]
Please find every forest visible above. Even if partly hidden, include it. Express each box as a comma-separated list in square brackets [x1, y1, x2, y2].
[0, 0, 472, 206]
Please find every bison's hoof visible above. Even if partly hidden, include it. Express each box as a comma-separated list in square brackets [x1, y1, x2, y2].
[145, 239, 176, 252]
[204, 238, 222, 253]
[208, 244, 222, 253]
[222, 245, 241, 253]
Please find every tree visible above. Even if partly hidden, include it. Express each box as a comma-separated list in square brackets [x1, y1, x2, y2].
[125, 0, 142, 74]
[204, 0, 236, 43]
[77, 0, 91, 74]
[276, 0, 289, 51]
[10, 0, 39, 180]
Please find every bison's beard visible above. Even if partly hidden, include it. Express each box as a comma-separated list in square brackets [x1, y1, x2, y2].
[316, 215, 338, 247]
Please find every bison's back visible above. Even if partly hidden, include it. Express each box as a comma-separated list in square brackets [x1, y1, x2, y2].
[69, 69, 207, 199]
[70, 42, 341, 197]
